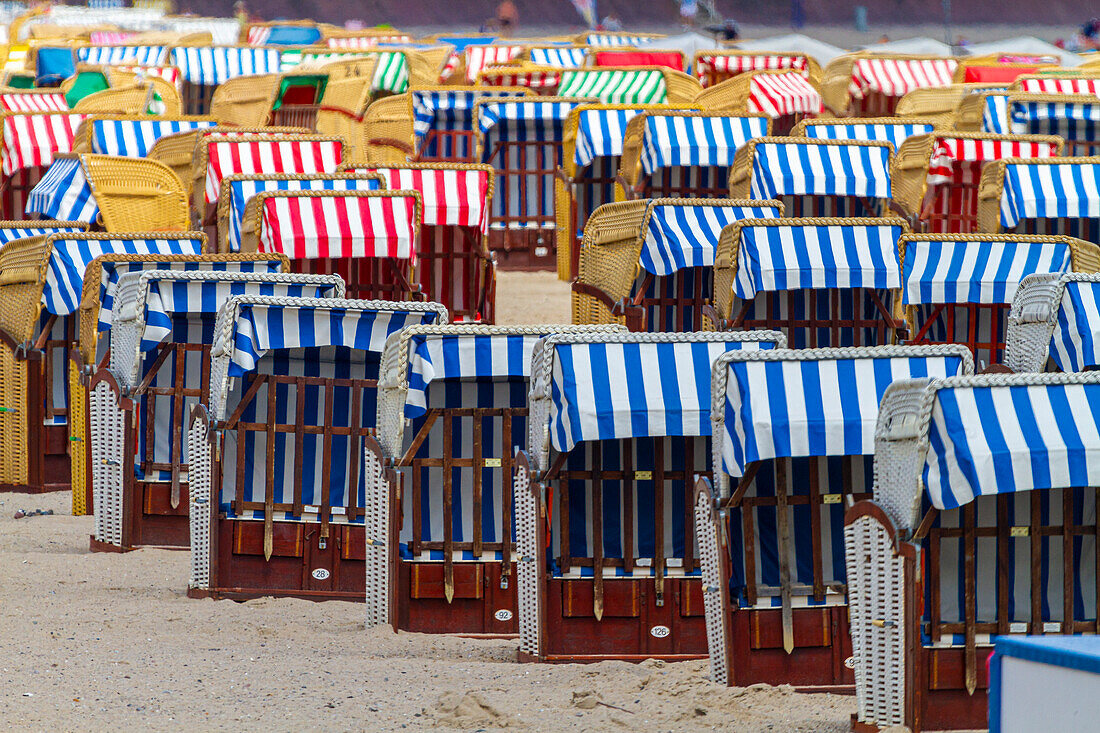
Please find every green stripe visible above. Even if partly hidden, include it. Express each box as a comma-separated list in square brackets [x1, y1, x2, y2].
[558, 69, 667, 104]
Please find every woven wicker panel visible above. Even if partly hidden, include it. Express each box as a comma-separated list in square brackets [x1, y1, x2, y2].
[694, 479, 730, 686]
[362, 94, 415, 165]
[69, 358, 88, 515]
[514, 455, 540, 658]
[363, 436, 393, 628]
[571, 199, 650, 325]
[80, 154, 190, 232]
[187, 406, 212, 589]
[976, 156, 1100, 233]
[0, 235, 50, 343]
[0, 336, 27, 486]
[208, 73, 282, 127]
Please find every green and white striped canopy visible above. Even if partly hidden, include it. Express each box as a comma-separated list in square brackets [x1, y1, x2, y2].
[557, 69, 668, 104]
[280, 49, 409, 93]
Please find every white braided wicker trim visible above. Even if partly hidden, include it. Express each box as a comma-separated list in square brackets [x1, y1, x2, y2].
[363, 440, 391, 628]
[375, 323, 626, 459]
[694, 480, 730, 686]
[207, 295, 449, 421]
[1006, 272, 1100, 373]
[514, 459, 540, 658]
[187, 409, 213, 590]
[109, 270, 346, 391]
[711, 344, 975, 499]
[90, 377, 125, 547]
[876, 369, 1100, 533]
[527, 330, 787, 475]
[845, 512, 906, 728]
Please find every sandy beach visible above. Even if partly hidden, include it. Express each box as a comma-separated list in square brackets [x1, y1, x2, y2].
[0, 271, 857, 732]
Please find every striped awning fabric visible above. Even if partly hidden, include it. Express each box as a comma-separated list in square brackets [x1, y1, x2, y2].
[529, 47, 586, 68]
[202, 137, 344, 206]
[593, 50, 684, 72]
[477, 99, 583, 141]
[1019, 77, 1100, 95]
[1010, 99, 1100, 142]
[465, 44, 523, 83]
[326, 35, 414, 47]
[558, 68, 668, 104]
[225, 174, 383, 252]
[256, 191, 421, 260]
[0, 93, 68, 112]
[25, 156, 97, 222]
[572, 107, 645, 168]
[1, 112, 86, 176]
[800, 120, 935, 150]
[123, 271, 343, 351]
[42, 234, 205, 316]
[847, 57, 957, 99]
[167, 46, 281, 85]
[998, 160, 1100, 228]
[921, 373, 1100, 510]
[281, 49, 409, 92]
[215, 297, 446, 382]
[479, 69, 561, 90]
[717, 346, 973, 479]
[77, 44, 167, 66]
[0, 223, 83, 247]
[1048, 276, 1100, 372]
[90, 117, 217, 158]
[114, 64, 182, 90]
[411, 89, 522, 147]
[403, 330, 549, 417]
[96, 258, 286, 333]
[695, 53, 809, 83]
[747, 140, 893, 200]
[640, 114, 769, 175]
[926, 135, 1060, 184]
[358, 166, 490, 228]
[544, 332, 784, 454]
[733, 220, 905, 299]
[746, 71, 823, 118]
[639, 200, 781, 276]
[902, 236, 1072, 305]
[983, 93, 1010, 133]
[585, 34, 650, 47]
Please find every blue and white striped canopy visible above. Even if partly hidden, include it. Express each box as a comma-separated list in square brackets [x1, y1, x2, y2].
[477, 100, 585, 143]
[800, 121, 935, 151]
[529, 47, 586, 67]
[748, 140, 893, 200]
[572, 107, 645, 169]
[1010, 99, 1100, 142]
[902, 236, 1072, 305]
[923, 374, 1100, 510]
[225, 301, 445, 378]
[90, 118, 217, 158]
[412, 89, 521, 146]
[133, 273, 343, 351]
[641, 115, 769, 175]
[77, 45, 167, 67]
[982, 93, 1010, 134]
[0, 223, 83, 247]
[43, 235, 205, 316]
[1049, 278, 1100, 372]
[167, 46, 282, 85]
[404, 330, 549, 418]
[998, 160, 1100, 228]
[733, 220, 905, 299]
[720, 347, 971, 478]
[547, 334, 783, 454]
[585, 34, 648, 46]
[25, 157, 97, 222]
[224, 175, 384, 251]
[96, 258, 285, 332]
[639, 200, 781, 276]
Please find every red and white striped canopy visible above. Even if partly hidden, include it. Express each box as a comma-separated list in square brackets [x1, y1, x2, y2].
[203, 138, 344, 205]
[115, 65, 183, 91]
[0, 93, 69, 112]
[479, 69, 561, 90]
[1018, 77, 1100, 96]
[1, 112, 86, 176]
[926, 135, 1060, 184]
[696, 53, 809, 84]
[327, 35, 413, 48]
[258, 191, 421, 260]
[354, 166, 491, 228]
[747, 71, 823, 118]
[465, 45, 524, 83]
[848, 57, 957, 100]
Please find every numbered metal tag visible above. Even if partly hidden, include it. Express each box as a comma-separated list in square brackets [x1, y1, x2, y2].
[311, 568, 330, 581]
[649, 625, 670, 638]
